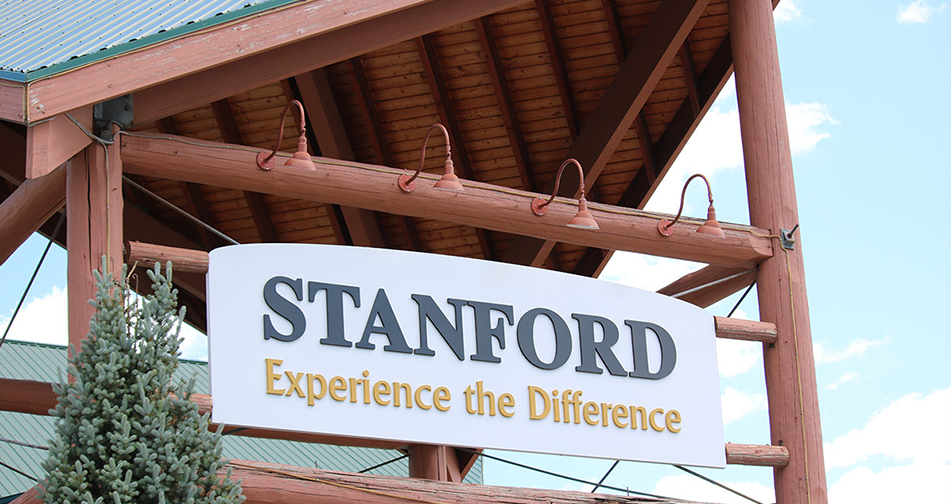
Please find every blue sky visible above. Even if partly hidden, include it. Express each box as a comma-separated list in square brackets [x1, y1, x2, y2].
[1, 0, 948, 502]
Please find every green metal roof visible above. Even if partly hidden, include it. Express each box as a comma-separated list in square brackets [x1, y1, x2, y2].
[0, 0, 300, 82]
[0, 340, 482, 498]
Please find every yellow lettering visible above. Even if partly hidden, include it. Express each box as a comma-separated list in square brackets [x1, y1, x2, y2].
[666, 409, 682, 433]
[583, 401, 599, 426]
[630, 406, 647, 430]
[284, 371, 305, 397]
[433, 387, 451, 412]
[600, 403, 612, 427]
[528, 386, 550, 420]
[306, 373, 327, 406]
[414, 385, 433, 410]
[373, 380, 391, 406]
[362, 370, 371, 404]
[329, 376, 347, 401]
[393, 382, 412, 408]
[348, 377, 361, 403]
[499, 393, 515, 418]
[612, 404, 628, 428]
[265, 358, 285, 396]
[649, 408, 665, 432]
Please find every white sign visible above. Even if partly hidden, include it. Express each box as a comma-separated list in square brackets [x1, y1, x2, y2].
[208, 244, 725, 467]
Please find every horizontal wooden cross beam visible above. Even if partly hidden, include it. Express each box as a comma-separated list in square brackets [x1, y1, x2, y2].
[119, 133, 772, 266]
[0, 377, 787, 469]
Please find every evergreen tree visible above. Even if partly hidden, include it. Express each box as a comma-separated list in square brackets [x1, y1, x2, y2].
[40, 261, 244, 504]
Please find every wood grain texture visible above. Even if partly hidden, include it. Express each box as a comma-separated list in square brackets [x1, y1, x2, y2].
[133, 0, 528, 124]
[730, 0, 827, 501]
[0, 165, 65, 264]
[714, 317, 778, 344]
[0, 79, 25, 123]
[25, 107, 92, 179]
[120, 133, 773, 266]
[657, 264, 756, 308]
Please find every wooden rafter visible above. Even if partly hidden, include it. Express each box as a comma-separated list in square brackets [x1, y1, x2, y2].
[0, 165, 65, 265]
[155, 117, 217, 249]
[535, 0, 580, 138]
[24, 107, 92, 179]
[290, 70, 387, 247]
[348, 56, 422, 251]
[416, 34, 496, 260]
[210, 98, 279, 243]
[475, 16, 536, 193]
[503, 0, 712, 268]
[601, 0, 627, 61]
[657, 264, 756, 308]
[130, 0, 528, 126]
[679, 42, 702, 115]
[120, 133, 773, 266]
[20, 0, 446, 123]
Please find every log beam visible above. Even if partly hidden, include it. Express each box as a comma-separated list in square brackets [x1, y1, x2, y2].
[503, 0, 711, 267]
[475, 17, 536, 192]
[0, 165, 66, 265]
[0, 377, 786, 469]
[155, 117, 218, 249]
[132, 0, 528, 126]
[210, 98, 278, 243]
[730, 0, 827, 501]
[416, 34, 496, 260]
[119, 133, 773, 266]
[66, 138, 123, 355]
[25, 107, 92, 179]
[293, 68, 386, 247]
[657, 264, 756, 308]
[535, 0, 580, 138]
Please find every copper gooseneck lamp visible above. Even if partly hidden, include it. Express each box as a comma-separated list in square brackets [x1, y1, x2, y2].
[532, 158, 599, 230]
[256, 100, 317, 171]
[399, 123, 463, 193]
[657, 173, 725, 238]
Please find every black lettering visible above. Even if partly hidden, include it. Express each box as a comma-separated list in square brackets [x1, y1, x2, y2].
[468, 301, 514, 363]
[356, 289, 412, 353]
[517, 308, 571, 370]
[625, 320, 677, 380]
[412, 294, 467, 360]
[263, 276, 306, 342]
[308, 281, 360, 347]
[573, 313, 627, 376]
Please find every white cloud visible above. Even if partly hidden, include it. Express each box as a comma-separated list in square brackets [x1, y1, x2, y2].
[652, 474, 774, 504]
[813, 337, 887, 364]
[786, 102, 838, 154]
[646, 79, 836, 218]
[716, 337, 761, 378]
[897, 1, 947, 23]
[824, 387, 951, 469]
[830, 462, 951, 503]
[721, 387, 767, 424]
[0, 286, 68, 346]
[825, 371, 860, 390]
[774, 0, 803, 23]
[179, 323, 208, 361]
[600, 252, 703, 292]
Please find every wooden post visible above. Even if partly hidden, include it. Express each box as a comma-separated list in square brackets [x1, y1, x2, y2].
[408, 444, 461, 482]
[728, 0, 827, 502]
[66, 136, 123, 355]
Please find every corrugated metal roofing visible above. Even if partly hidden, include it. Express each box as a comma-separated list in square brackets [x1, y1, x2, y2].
[0, 0, 297, 81]
[0, 340, 482, 497]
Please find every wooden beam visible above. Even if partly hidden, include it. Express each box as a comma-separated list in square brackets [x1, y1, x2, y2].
[601, 0, 628, 60]
[475, 17, 535, 192]
[66, 138, 123, 355]
[502, 0, 711, 267]
[585, 37, 736, 277]
[349, 56, 422, 251]
[633, 112, 657, 184]
[24, 0, 439, 123]
[0, 378, 401, 450]
[120, 133, 773, 266]
[535, 0, 579, 138]
[679, 42, 701, 115]
[293, 69, 387, 247]
[25, 107, 92, 179]
[127, 241, 209, 273]
[725, 443, 789, 467]
[0, 165, 66, 265]
[210, 98, 278, 243]
[730, 0, 827, 500]
[657, 264, 756, 308]
[156, 116, 217, 249]
[0, 79, 25, 123]
[416, 34, 496, 260]
[715, 317, 778, 344]
[132, 0, 528, 125]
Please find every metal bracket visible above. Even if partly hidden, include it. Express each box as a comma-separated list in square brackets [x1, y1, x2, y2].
[94, 94, 134, 140]
[780, 224, 799, 251]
